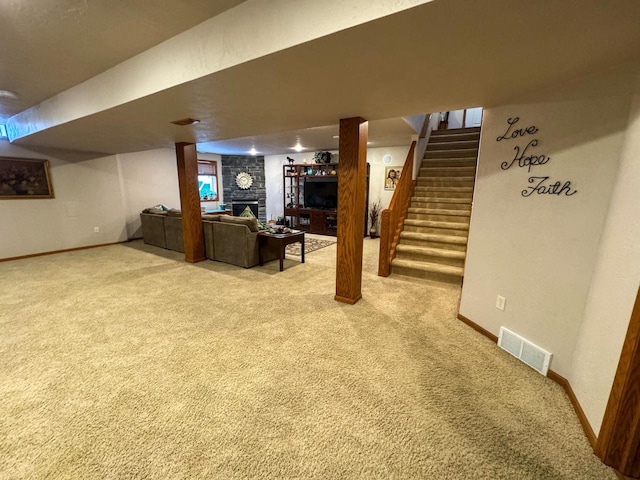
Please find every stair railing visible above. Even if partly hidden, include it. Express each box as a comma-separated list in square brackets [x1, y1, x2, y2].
[378, 140, 416, 276]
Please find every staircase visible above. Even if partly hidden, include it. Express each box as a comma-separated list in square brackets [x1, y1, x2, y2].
[391, 126, 480, 284]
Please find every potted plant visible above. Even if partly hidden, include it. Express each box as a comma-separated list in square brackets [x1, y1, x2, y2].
[313, 151, 333, 164]
[369, 200, 382, 238]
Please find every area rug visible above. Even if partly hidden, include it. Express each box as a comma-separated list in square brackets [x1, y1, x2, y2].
[285, 237, 336, 256]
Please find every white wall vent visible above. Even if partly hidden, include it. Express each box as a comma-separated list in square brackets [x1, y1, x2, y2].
[498, 327, 552, 375]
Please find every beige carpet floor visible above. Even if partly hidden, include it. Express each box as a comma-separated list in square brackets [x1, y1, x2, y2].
[0, 237, 616, 479]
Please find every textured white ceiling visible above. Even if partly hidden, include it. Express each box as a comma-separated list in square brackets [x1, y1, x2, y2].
[0, 0, 246, 121]
[2, 0, 640, 156]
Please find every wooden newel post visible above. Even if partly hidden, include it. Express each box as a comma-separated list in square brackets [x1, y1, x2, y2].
[175, 142, 205, 263]
[378, 209, 391, 276]
[335, 117, 368, 304]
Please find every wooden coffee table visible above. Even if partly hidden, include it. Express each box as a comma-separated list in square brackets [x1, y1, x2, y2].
[258, 230, 305, 271]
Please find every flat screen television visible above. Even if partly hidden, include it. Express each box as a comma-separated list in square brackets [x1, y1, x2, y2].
[304, 179, 338, 209]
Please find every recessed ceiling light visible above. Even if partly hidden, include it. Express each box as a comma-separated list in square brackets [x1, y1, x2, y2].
[249, 147, 258, 155]
[0, 90, 18, 99]
[171, 117, 200, 126]
[292, 143, 304, 152]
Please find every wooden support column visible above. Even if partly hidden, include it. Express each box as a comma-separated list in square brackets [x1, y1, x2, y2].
[335, 117, 368, 304]
[175, 142, 205, 263]
[597, 286, 640, 478]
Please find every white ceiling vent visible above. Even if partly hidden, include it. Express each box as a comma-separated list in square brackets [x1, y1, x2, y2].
[498, 327, 552, 376]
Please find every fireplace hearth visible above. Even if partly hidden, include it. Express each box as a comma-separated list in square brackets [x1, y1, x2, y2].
[232, 200, 259, 217]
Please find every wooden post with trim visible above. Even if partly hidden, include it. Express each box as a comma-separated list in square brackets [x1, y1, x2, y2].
[175, 142, 205, 263]
[335, 117, 368, 304]
[597, 285, 640, 477]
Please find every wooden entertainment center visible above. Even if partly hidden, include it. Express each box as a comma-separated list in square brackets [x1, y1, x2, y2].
[283, 162, 369, 236]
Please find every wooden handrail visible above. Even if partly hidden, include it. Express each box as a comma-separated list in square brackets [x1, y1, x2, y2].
[378, 141, 416, 276]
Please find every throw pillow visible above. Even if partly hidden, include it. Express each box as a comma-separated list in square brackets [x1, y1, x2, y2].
[237, 205, 269, 230]
[238, 206, 256, 218]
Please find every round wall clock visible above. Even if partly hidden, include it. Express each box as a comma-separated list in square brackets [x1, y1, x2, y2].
[235, 171, 253, 189]
[383, 154, 393, 165]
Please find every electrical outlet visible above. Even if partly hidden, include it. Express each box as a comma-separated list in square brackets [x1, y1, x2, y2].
[496, 295, 506, 311]
[93, 226, 100, 234]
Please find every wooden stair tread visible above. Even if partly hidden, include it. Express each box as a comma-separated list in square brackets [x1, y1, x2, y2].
[411, 196, 471, 204]
[414, 186, 474, 192]
[399, 231, 468, 244]
[396, 244, 466, 259]
[431, 127, 481, 135]
[426, 140, 479, 149]
[408, 207, 471, 216]
[405, 219, 469, 230]
[391, 258, 464, 276]
[417, 176, 476, 181]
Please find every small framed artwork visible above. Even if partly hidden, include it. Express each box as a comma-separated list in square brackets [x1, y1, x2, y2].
[384, 166, 402, 191]
[0, 157, 54, 199]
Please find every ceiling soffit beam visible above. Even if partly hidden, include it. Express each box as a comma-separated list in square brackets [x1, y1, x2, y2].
[6, 0, 433, 142]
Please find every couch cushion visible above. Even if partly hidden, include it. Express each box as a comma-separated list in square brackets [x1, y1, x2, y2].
[167, 208, 182, 217]
[220, 215, 259, 232]
[202, 214, 221, 222]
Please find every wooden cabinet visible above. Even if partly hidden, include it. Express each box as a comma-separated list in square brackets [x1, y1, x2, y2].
[283, 163, 368, 237]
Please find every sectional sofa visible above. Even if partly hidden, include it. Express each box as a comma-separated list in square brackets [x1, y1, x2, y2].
[140, 211, 279, 268]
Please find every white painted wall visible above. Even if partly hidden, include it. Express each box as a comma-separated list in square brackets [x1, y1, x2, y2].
[402, 114, 428, 133]
[367, 145, 414, 211]
[569, 75, 640, 434]
[264, 146, 412, 226]
[459, 66, 634, 382]
[0, 143, 127, 259]
[0, 145, 190, 258]
[9, 0, 434, 141]
[460, 61, 640, 433]
[117, 148, 181, 239]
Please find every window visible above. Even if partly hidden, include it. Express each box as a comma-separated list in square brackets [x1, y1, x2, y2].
[197, 160, 219, 201]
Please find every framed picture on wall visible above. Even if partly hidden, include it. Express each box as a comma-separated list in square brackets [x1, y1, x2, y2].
[0, 157, 54, 199]
[384, 166, 402, 191]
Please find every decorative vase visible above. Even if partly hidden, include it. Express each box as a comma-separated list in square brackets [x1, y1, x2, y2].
[369, 227, 378, 239]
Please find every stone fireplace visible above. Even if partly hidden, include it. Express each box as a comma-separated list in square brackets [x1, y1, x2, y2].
[221, 155, 266, 221]
[232, 200, 259, 217]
